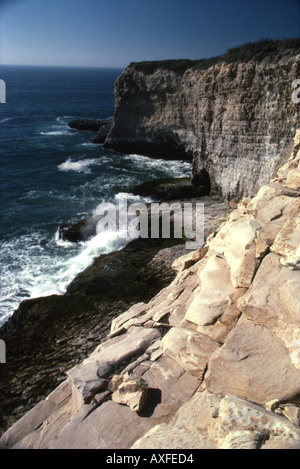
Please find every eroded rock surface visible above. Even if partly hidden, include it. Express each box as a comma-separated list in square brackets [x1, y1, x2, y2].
[105, 40, 300, 200]
[1, 130, 300, 449]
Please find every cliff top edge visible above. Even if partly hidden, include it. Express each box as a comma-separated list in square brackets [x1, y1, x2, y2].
[128, 38, 300, 75]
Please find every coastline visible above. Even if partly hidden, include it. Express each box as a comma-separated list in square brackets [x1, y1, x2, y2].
[1, 39, 299, 447]
[1, 129, 299, 449]
[0, 173, 230, 434]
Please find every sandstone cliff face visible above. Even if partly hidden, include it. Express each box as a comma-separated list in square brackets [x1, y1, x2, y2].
[1, 129, 299, 450]
[105, 40, 300, 199]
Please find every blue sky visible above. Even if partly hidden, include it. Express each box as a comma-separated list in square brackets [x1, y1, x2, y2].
[0, 0, 299, 68]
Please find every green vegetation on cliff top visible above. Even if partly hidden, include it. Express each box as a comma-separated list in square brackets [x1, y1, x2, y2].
[130, 38, 300, 75]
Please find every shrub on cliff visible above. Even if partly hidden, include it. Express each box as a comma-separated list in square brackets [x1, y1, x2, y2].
[130, 59, 198, 75]
[222, 38, 300, 64]
[129, 38, 300, 76]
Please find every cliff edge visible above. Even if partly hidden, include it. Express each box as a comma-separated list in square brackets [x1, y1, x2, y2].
[1, 129, 299, 450]
[105, 39, 300, 200]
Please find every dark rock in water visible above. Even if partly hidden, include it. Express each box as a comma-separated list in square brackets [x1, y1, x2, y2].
[104, 131, 193, 161]
[59, 218, 98, 243]
[66, 237, 186, 300]
[92, 123, 113, 144]
[131, 177, 210, 200]
[68, 119, 112, 132]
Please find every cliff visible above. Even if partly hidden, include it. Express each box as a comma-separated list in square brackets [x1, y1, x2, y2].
[105, 39, 300, 200]
[1, 129, 299, 450]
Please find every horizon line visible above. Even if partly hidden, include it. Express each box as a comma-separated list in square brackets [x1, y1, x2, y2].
[0, 63, 126, 70]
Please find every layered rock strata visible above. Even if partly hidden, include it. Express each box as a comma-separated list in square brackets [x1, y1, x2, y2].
[104, 39, 300, 200]
[1, 129, 299, 450]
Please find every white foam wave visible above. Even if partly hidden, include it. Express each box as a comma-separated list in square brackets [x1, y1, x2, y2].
[114, 192, 152, 204]
[0, 226, 135, 325]
[0, 117, 13, 123]
[58, 158, 99, 173]
[0, 147, 192, 326]
[56, 116, 74, 122]
[92, 192, 152, 219]
[125, 153, 192, 177]
[40, 130, 75, 136]
[54, 230, 133, 293]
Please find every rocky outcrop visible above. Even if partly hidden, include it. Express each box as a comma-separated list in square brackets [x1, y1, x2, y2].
[1, 129, 299, 450]
[104, 39, 300, 200]
[68, 119, 112, 143]
[131, 177, 210, 200]
[92, 123, 113, 144]
[59, 218, 97, 243]
[68, 119, 112, 132]
[109, 374, 148, 412]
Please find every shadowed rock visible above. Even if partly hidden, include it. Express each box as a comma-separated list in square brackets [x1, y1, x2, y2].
[68, 119, 112, 132]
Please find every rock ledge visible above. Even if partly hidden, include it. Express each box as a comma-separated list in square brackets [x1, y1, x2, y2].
[1, 130, 300, 449]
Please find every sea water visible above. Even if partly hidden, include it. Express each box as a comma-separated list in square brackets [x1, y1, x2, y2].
[0, 65, 191, 326]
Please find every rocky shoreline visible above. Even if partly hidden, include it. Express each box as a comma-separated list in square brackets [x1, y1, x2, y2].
[0, 129, 299, 449]
[0, 180, 229, 435]
[68, 119, 113, 144]
[0, 39, 299, 448]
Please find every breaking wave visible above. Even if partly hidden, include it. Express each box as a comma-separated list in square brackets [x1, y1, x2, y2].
[58, 158, 100, 173]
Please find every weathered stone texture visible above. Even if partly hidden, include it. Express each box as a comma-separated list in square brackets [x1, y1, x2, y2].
[105, 42, 300, 200]
[1, 129, 300, 450]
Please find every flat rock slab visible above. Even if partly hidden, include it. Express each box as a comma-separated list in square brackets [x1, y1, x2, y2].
[132, 422, 216, 449]
[185, 254, 236, 326]
[49, 401, 153, 449]
[68, 326, 161, 408]
[49, 355, 200, 449]
[0, 400, 57, 449]
[161, 327, 219, 380]
[237, 253, 300, 367]
[208, 216, 261, 288]
[205, 316, 300, 406]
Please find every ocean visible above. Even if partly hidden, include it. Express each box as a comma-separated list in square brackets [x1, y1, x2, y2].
[0, 65, 192, 326]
